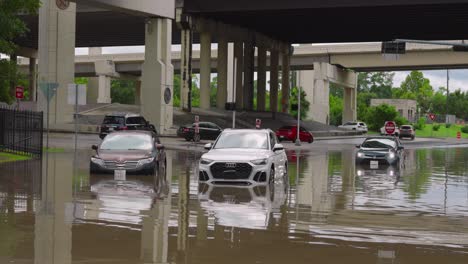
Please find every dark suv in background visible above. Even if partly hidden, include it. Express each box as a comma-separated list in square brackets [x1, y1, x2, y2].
[99, 113, 157, 139]
[177, 122, 223, 141]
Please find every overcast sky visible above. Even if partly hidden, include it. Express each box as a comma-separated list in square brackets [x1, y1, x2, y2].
[76, 46, 468, 92]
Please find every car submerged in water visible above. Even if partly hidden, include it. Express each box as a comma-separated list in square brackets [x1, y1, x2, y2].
[355, 137, 404, 166]
[198, 129, 287, 185]
[90, 131, 166, 175]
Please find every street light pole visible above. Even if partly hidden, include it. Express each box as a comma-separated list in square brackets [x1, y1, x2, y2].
[295, 86, 301, 146]
[446, 69, 450, 138]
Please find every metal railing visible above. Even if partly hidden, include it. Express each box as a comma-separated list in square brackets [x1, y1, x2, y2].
[0, 106, 43, 157]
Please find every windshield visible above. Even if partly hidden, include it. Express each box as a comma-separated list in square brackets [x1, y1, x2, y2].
[103, 116, 125, 125]
[100, 134, 153, 150]
[214, 132, 269, 149]
[361, 138, 396, 149]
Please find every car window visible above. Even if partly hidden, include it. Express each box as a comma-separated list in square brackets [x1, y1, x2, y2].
[101, 134, 153, 150]
[207, 123, 219, 129]
[103, 116, 125, 126]
[199, 123, 208, 128]
[280, 126, 294, 130]
[214, 132, 268, 150]
[126, 117, 146, 125]
[269, 132, 277, 149]
[361, 138, 396, 149]
[359, 123, 365, 126]
[300, 127, 307, 132]
[401, 125, 412, 129]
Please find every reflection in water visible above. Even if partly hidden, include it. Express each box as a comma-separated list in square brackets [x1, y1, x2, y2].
[0, 148, 468, 263]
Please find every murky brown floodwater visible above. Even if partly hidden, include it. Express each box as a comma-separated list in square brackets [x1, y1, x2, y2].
[1, 147, 468, 264]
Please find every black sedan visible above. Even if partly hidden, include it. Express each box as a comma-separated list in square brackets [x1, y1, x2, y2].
[355, 137, 404, 166]
[177, 122, 223, 141]
[90, 131, 166, 175]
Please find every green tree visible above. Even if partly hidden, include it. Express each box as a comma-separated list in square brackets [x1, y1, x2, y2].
[210, 76, 217, 107]
[0, 0, 41, 103]
[111, 79, 135, 104]
[430, 87, 447, 115]
[365, 104, 399, 130]
[329, 95, 343, 126]
[399, 71, 434, 114]
[357, 72, 394, 98]
[289, 87, 310, 120]
[173, 74, 181, 107]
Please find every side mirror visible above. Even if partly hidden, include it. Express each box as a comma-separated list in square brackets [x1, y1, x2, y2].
[92, 145, 98, 151]
[156, 144, 165, 150]
[273, 143, 284, 152]
[204, 143, 212, 150]
[355, 144, 361, 149]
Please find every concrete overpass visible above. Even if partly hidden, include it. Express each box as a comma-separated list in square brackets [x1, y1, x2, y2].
[14, 0, 468, 130]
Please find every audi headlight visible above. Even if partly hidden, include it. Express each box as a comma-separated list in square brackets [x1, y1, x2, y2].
[91, 157, 104, 166]
[200, 158, 213, 165]
[138, 157, 155, 166]
[388, 152, 396, 159]
[251, 158, 267, 165]
[357, 152, 364, 158]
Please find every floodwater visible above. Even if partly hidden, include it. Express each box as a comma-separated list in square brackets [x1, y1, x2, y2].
[1, 147, 468, 264]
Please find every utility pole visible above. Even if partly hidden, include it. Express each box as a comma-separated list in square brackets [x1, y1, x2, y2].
[446, 69, 450, 138]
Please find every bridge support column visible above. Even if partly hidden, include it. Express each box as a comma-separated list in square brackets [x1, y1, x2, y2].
[29, 58, 37, 101]
[180, 27, 192, 111]
[37, 0, 76, 124]
[86, 77, 99, 104]
[199, 31, 211, 109]
[243, 39, 255, 110]
[141, 18, 174, 133]
[270, 50, 279, 113]
[343, 87, 357, 122]
[96, 75, 111, 104]
[216, 37, 230, 110]
[234, 41, 244, 110]
[257, 47, 267, 111]
[281, 48, 291, 113]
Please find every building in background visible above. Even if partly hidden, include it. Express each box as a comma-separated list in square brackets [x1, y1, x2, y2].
[370, 99, 417, 122]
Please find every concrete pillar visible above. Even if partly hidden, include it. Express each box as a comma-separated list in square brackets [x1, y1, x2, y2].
[135, 80, 141, 105]
[141, 18, 174, 133]
[180, 28, 193, 111]
[37, 0, 76, 124]
[257, 47, 267, 111]
[199, 31, 211, 109]
[243, 40, 254, 110]
[343, 87, 357, 122]
[281, 50, 291, 113]
[96, 75, 111, 104]
[86, 77, 99, 104]
[216, 37, 228, 110]
[29, 58, 37, 101]
[270, 50, 279, 113]
[296, 63, 330, 124]
[234, 41, 244, 110]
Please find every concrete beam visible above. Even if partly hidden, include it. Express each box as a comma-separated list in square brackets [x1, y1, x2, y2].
[74, 0, 175, 18]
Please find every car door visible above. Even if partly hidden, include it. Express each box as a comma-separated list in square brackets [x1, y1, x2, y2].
[205, 123, 221, 140]
[299, 127, 309, 141]
[198, 123, 209, 139]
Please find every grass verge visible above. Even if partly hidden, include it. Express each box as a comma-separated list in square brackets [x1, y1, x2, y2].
[0, 152, 32, 163]
[415, 124, 468, 139]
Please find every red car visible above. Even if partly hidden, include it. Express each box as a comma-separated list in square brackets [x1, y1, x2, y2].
[276, 126, 314, 143]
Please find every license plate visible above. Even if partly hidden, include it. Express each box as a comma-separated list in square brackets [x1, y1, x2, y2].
[108, 127, 114, 131]
[114, 169, 126, 181]
[370, 160, 379, 169]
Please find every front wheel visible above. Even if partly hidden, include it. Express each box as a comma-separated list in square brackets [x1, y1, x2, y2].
[269, 166, 275, 185]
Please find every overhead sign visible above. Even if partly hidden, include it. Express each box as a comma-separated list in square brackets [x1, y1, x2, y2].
[385, 121, 396, 134]
[428, 113, 436, 121]
[15, 86, 24, 99]
[381, 41, 406, 54]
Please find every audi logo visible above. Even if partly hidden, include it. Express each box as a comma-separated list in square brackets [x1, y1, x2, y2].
[225, 163, 237, 168]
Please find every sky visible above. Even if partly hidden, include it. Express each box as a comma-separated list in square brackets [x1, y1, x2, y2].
[77, 46, 468, 92]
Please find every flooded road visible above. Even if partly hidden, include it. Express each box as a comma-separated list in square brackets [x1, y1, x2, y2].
[1, 147, 468, 263]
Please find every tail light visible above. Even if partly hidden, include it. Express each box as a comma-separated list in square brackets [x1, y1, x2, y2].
[183, 128, 190, 132]
[120, 126, 128, 130]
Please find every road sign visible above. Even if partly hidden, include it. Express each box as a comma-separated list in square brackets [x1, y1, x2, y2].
[255, 119, 261, 129]
[385, 121, 396, 134]
[457, 131, 461, 140]
[428, 113, 436, 121]
[39, 82, 59, 102]
[67, 84, 87, 105]
[15, 86, 24, 99]
[381, 41, 406, 54]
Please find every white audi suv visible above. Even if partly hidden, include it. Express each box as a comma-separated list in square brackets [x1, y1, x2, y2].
[198, 129, 288, 185]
